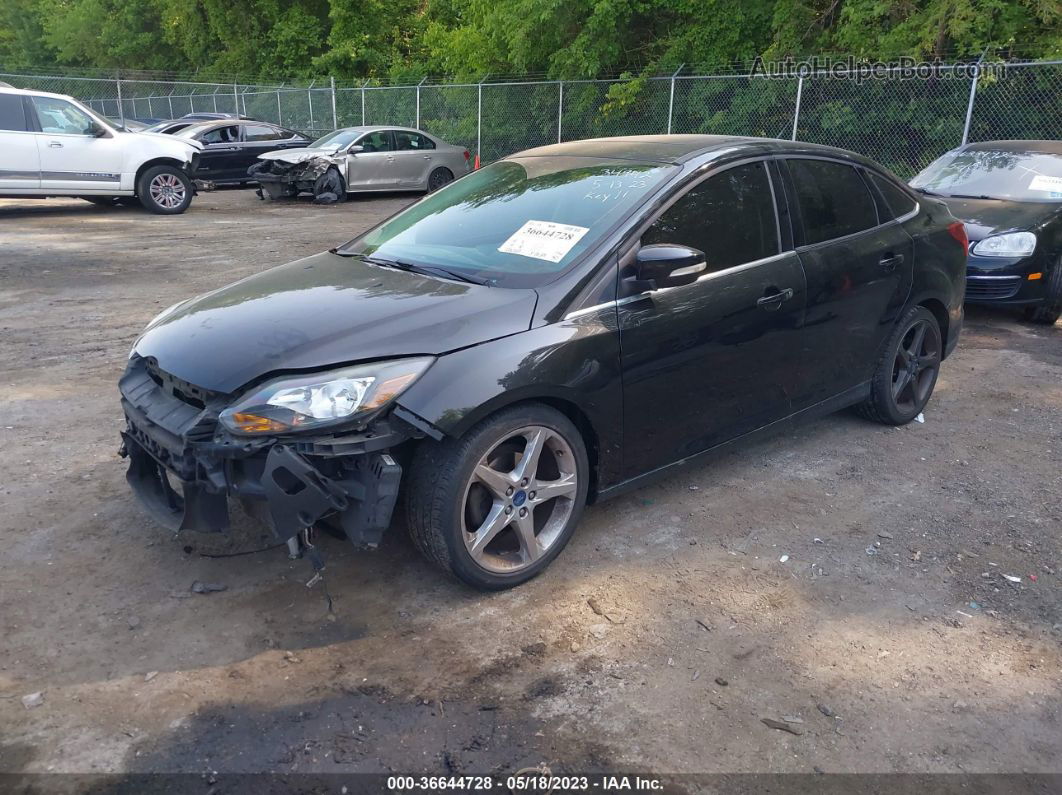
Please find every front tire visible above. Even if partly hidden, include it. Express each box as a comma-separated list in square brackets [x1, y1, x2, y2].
[137, 165, 193, 214]
[857, 305, 942, 425]
[405, 404, 589, 590]
[1023, 263, 1062, 325]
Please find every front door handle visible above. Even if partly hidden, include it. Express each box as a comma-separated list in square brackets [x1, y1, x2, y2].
[49, 141, 63, 148]
[756, 287, 795, 311]
[880, 253, 905, 272]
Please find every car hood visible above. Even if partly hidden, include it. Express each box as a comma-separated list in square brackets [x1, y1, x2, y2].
[133, 251, 537, 394]
[132, 130, 203, 149]
[935, 196, 1060, 242]
[258, 147, 341, 164]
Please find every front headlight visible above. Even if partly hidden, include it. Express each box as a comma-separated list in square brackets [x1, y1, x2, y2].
[219, 357, 433, 435]
[972, 232, 1036, 257]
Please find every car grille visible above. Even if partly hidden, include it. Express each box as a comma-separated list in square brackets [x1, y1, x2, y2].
[966, 276, 1022, 301]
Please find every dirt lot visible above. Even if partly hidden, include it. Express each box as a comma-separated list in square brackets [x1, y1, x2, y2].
[1, 190, 1060, 787]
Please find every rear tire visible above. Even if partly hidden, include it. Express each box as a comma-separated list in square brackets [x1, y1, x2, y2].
[856, 305, 942, 425]
[1023, 263, 1062, 325]
[137, 165, 193, 215]
[427, 167, 454, 192]
[405, 404, 589, 590]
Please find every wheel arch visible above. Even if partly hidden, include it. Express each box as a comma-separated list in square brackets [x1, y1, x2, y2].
[917, 296, 950, 354]
[133, 158, 189, 195]
[410, 389, 604, 501]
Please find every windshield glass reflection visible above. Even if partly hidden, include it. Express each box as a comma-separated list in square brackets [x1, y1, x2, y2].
[337, 158, 677, 288]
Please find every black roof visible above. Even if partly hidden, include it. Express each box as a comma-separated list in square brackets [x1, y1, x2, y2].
[516, 134, 877, 166]
[963, 139, 1062, 154]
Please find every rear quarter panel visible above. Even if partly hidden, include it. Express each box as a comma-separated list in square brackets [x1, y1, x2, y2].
[902, 198, 967, 354]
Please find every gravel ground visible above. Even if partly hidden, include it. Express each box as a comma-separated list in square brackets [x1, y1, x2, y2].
[1, 190, 1060, 786]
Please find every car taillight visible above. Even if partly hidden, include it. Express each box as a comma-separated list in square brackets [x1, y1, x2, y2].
[948, 221, 968, 256]
[463, 150, 470, 161]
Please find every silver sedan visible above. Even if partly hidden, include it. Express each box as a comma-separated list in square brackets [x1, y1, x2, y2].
[255, 126, 472, 198]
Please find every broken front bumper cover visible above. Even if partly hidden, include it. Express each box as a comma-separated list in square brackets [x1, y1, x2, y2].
[249, 158, 345, 203]
[118, 355, 405, 548]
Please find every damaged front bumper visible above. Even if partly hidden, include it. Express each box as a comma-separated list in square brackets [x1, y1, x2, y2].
[118, 355, 408, 548]
[250, 156, 345, 203]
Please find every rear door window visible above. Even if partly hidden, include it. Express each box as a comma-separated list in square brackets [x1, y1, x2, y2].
[243, 124, 284, 142]
[641, 161, 779, 273]
[787, 159, 879, 245]
[868, 172, 918, 218]
[0, 93, 28, 131]
[395, 131, 435, 150]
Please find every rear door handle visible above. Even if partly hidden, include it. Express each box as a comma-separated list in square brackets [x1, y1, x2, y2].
[49, 141, 63, 148]
[756, 287, 795, 310]
[880, 253, 905, 272]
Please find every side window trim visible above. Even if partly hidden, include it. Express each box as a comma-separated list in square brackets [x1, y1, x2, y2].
[781, 155, 890, 249]
[766, 159, 796, 251]
[23, 96, 42, 132]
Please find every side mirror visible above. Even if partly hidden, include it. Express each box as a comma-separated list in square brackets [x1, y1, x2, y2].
[633, 244, 707, 289]
[346, 144, 364, 154]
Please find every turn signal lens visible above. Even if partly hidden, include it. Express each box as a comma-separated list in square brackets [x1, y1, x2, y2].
[363, 372, 418, 409]
[228, 412, 290, 433]
[947, 221, 968, 257]
[1028, 272, 1043, 280]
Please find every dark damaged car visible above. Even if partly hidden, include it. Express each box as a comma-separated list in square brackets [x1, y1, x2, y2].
[120, 135, 966, 590]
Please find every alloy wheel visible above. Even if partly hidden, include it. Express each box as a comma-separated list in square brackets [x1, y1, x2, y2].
[891, 318, 940, 413]
[428, 170, 452, 191]
[461, 425, 578, 574]
[149, 173, 187, 209]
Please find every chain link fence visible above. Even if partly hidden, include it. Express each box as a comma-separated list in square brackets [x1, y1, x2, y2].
[3, 61, 1060, 178]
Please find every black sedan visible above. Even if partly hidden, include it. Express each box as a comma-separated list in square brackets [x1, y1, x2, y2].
[119, 135, 966, 590]
[173, 119, 310, 185]
[911, 140, 1062, 324]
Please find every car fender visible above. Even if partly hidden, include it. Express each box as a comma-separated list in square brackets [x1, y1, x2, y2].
[120, 135, 200, 190]
[395, 312, 624, 490]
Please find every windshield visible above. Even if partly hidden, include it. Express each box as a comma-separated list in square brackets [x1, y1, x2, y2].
[911, 148, 1062, 202]
[337, 157, 678, 287]
[310, 129, 363, 150]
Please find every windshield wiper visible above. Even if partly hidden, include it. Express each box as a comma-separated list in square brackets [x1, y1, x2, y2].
[344, 252, 491, 286]
[912, 187, 945, 197]
[946, 193, 998, 200]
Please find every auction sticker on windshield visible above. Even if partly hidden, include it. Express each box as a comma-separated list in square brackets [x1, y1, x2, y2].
[1028, 174, 1062, 193]
[498, 220, 590, 263]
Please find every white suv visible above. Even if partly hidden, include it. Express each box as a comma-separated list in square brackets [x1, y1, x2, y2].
[0, 84, 202, 214]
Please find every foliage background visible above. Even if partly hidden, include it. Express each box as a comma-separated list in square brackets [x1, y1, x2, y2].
[1, 0, 1060, 80]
